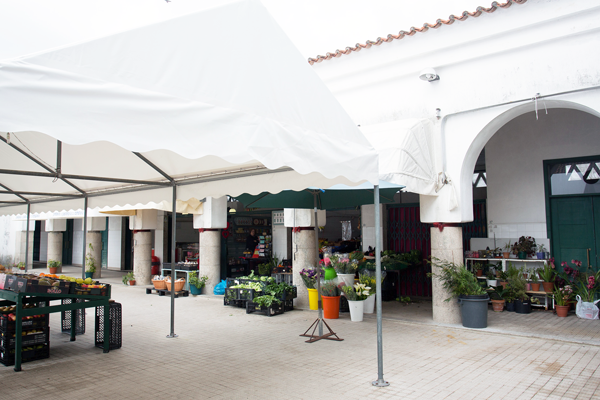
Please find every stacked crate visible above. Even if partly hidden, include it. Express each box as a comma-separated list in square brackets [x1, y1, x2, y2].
[0, 309, 50, 366]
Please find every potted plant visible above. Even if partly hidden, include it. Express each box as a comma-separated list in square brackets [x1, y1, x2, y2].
[553, 285, 573, 317]
[321, 281, 341, 319]
[359, 271, 380, 314]
[530, 271, 541, 291]
[47, 259, 61, 274]
[486, 270, 497, 287]
[472, 262, 483, 277]
[330, 254, 356, 287]
[536, 244, 547, 260]
[122, 271, 136, 285]
[299, 268, 318, 310]
[490, 285, 507, 312]
[538, 261, 556, 293]
[508, 272, 531, 314]
[341, 282, 371, 322]
[85, 243, 96, 279]
[427, 258, 488, 328]
[511, 236, 536, 259]
[16, 262, 26, 271]
[503, 242, 511, 259]
[498, 271, 509, 289]
[188, 271, 209, 295]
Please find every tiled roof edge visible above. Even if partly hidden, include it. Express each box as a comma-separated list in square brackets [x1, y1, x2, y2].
[308, 0, 528, 65]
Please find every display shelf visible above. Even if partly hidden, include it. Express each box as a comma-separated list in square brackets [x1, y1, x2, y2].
[465, 258, 548, 272]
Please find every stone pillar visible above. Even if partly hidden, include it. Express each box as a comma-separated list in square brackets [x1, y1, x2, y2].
[17, 231, 34, 266]
[199, 230, 221, 294]
[133, 231, 152, 285]
[86, 232, 103, 279]
[47, 232, 63, 273]
[292, 228, 316, 309]
[431, 226, 463, 324]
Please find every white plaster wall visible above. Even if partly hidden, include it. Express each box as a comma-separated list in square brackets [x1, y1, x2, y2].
[108, 216, 123, 270]
[486, 109, 600, 239]
[272, 224, 289, 261]
[0, 216, 15, 264]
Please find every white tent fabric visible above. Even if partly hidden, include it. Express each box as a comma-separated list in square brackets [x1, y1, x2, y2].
[361, 118, 438, 195]
[0, 0, 378, 216]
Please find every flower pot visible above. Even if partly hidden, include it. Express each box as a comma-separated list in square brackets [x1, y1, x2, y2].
[486, 279, 497, 287]
[189, 285, 203, 295]
[457, 294, 489, 328]
[517, 251, 527, 260]
[536, 252, 545, 260]
[502, 252, 510, 259]
[530, 283, 541, 291]
[347, 299, 364, 322]
[363, 294, 375, 314]
[475, 270, 483, 277]
[555, 305, 569, 317]
[506, 301, 515, 312]
[307, 288, 319, 310]
[322, 295, 340, 319]
[514, 299, 531, 314]
[85, 272, 94, 279]
[496, 270, 502, 278]
[337, 273, 355, 288]
[129, 280, 136, 286]
[491, 299, 505, 312]
[323, 267, 337, 281]
[542, 282, 554, 292]
[48, 267, 58, 274]
[500, 281, 508, 289]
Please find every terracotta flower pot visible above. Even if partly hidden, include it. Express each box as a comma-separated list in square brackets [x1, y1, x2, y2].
[129, 280, 136, 286]
[542, 282, 554, 292]
[530, 283, 541, 291]
[48, 267, 58, 274]
[502, 252, 510, 259]
[556, 305, 569, 317]
[475, 270, 483, 277]
[491, 299, 505, 312]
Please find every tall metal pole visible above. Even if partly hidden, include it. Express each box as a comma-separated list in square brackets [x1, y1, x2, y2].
[313, 191, 322, 336]
[372, 184, 389, 387]
[167, 184, 178, 338]
[24, 203, 30, 272]
[82, 197, 88, 279]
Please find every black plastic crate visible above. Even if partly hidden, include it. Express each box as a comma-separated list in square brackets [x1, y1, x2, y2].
[61, 298, 85, 335]
[246, 301, 284, 317]
[0, 314, 49, 333]
[223, 298, 246, 308]
[0, 328, 48, 349]
[283, 299, 294, 311]
[0, 344, 49, 366]
[238, 288, 261, 301]
[340, 296, 349, 313]
[95, 302, 122, 350]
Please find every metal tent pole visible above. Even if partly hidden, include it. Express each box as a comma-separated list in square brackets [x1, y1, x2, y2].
[82, 197, 88, 279]
[314, 191, 323, 336]
[167, 184, 178, 338]
[24, 203, 30, 272]
[372, 184, 389, 387]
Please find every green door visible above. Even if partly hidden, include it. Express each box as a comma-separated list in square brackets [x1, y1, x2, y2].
[101, 220, 108, 268]
[550, 197, 597, 271]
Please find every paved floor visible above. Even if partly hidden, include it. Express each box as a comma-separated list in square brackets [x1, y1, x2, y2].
[2, 267, 600, 399]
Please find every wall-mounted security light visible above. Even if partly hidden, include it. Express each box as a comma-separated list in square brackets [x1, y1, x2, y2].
[419, 68, 439, 82]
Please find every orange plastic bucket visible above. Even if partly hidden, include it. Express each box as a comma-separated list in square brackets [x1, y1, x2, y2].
[322, 295, 341, 319]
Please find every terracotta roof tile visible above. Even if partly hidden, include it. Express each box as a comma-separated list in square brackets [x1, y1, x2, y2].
[308, 0, 528, 65]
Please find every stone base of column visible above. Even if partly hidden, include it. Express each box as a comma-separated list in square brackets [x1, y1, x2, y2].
[292, 229, 316, 309]
[133, 231, 152, 285]
[199, 230, 220, 294]
[431, 226, 463, 325]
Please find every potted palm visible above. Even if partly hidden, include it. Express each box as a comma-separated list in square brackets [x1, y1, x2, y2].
[427, 258, 488, 328]
[341, 282, 371, 322]
[530, 271, 541, 291]
[47, 259, 61, 274]
[538, 262, 556, 292]
[321, 281, 341, 319]
[490, 285, 508, 312]
[188, 271, 209, 295]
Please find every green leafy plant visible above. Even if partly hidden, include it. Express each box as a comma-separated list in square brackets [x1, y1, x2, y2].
[538, 264, 555, 282]
[189, 271, 209, 289]
[47, 259, 61, 270]
[253, 295, 281, 308]
[258, 263, 272, 276]
[486, 270, 495, 280]
[472, 263, 483, 271]
[122, 271, 135, 285]
[511, 236, 537, 256]
[427, 258, 486, 301]
[85, 243, 96, 273]
[321, 281, 340, 297]
[507, 271, 528, 301]
[16, 262, 26, 270]
[554, 285, 574, 306]
[530, 271, 539, 283]
[490, 285, 508, 301]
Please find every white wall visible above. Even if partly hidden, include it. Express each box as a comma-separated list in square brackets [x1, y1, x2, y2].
[486, 109, 600, 239]
[108, 216, 122, 270]
[72, 219, 83, 266]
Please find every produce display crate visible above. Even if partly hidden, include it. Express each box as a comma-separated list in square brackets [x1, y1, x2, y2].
[95, 302, 122, 350]
[73, 284, 110, 297]
[246, 301, 285, 317]
[271, 273, 293, 285]
[0, 328, 49, 349]
[61, 298, 85, 335]
[0, 314, 49, 333]
[226, 277, 241, 288]
[283, 299, 294, 311]
[0, 344, 49, 367]
[223, 297, 246, 308]
[238, 288, 262, 302]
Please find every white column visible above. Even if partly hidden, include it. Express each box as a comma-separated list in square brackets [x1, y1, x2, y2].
[292, 229, 316, 309]
[431, 226, 463, 324]
[86, 232, 103, 279]
[47, 232, 63, 273]
[133, 231, 152, 285]
[199, 230, 221, 294]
